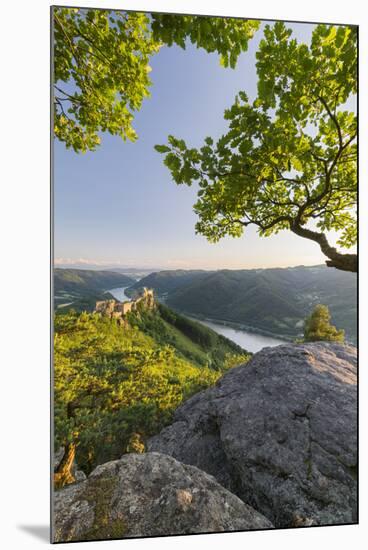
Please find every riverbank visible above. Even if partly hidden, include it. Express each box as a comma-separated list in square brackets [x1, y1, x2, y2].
[179, 311, 294, 342]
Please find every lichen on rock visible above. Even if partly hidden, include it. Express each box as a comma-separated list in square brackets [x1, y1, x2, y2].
[53, 452, 273, 542]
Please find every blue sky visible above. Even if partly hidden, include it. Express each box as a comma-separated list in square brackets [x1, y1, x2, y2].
[54, 19, 354, 270]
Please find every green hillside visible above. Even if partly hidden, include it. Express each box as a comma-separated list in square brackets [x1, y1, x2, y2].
[129, 302, 247, 371]
[54, 305, 249, 478]
[54, 268, 135, 311]
[129, 266, 357, 343]
[125, 269, 211, 298]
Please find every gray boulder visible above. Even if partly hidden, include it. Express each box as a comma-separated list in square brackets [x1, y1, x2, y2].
[53, 452, 273, 542]
[148, 342, 357, 527]
[74, 469, 87, 482]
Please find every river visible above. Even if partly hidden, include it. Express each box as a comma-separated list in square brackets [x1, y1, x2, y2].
[108, 287, 132, 302]
[186, 317, 286, 353]
[108, 287, 286, 353]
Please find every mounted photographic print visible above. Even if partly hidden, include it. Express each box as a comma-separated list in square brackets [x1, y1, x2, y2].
[51, 4, 358, 543]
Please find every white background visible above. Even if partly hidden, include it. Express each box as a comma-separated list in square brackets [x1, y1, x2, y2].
[0, 0, 366, 548]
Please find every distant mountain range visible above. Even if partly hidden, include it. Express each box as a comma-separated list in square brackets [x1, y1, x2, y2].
[127, 266, 357, 343]
[55, 264, 161, 278]
[54, 266, 357, 344]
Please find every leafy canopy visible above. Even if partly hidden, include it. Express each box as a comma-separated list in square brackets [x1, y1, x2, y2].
[150, 13, 260, 69]
[54, 8, 160, 152]
[53, 7, 260, 152]
[303, 304, 345, 343]
[155, 23, 357, 272]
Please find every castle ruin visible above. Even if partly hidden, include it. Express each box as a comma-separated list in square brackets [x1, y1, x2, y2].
[95, 287, 155, 321]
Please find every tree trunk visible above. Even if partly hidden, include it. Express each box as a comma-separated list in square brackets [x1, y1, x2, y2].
[54, 442, 76, 489]
[291, 223, 357, 273]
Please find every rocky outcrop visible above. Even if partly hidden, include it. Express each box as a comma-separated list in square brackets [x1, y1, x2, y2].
[148, 343, 357, 527]
[53, 452, 273, 542]
[95, 288, 155, 321]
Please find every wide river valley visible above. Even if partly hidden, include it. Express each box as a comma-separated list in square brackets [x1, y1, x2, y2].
[109, 287, 286, 353]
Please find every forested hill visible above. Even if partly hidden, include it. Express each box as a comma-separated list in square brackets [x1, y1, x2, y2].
[127, 265, 357, 343]
[54, 303, 249, 475]
[130, 303, 247, 371]
[55, 268, 135, 291]
[54, 268, 135, 311]
[126, 269, 211, 297]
